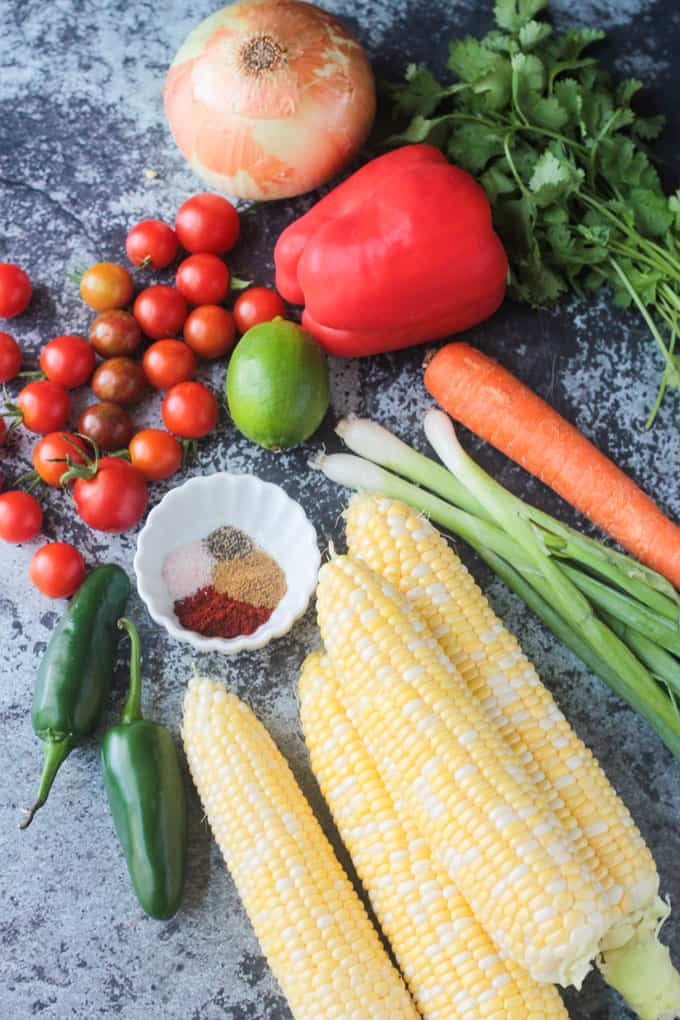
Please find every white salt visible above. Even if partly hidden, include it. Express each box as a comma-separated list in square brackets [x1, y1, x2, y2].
[162, 541, 214, 601]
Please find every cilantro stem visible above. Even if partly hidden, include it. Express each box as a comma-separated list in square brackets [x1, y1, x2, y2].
[581, 192, 680, 280]
[503, 135, 530, 198]
[510, 121, 589, 157]
[609, 256, 677, 389]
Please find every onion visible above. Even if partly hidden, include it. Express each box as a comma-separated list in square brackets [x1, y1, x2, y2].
[164, 0, 376, 201]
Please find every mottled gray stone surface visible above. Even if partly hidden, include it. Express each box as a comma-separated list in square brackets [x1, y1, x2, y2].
[1, 1, 679, 1018]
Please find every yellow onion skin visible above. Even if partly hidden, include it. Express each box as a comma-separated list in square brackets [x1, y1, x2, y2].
[164, 0, 376, 201]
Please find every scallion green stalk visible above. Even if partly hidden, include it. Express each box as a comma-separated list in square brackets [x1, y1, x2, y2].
[562, 563, 680, 655]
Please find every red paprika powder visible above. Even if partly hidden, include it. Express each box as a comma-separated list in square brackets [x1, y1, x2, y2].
[174, 585, 273, 638]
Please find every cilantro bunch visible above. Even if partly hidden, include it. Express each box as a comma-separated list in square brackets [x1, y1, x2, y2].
[385, 0, 680, 425]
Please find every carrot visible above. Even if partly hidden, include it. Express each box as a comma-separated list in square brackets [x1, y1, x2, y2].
[424, 342, 680, 589]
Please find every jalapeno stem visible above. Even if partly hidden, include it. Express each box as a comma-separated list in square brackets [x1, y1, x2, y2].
[20, 737, 73, 830]
[118, 618, 143, 725]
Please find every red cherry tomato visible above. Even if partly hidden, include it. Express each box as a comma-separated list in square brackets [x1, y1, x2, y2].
[78, 402, 134, 451]
[126, 219, 179, 269]
[0, 490, 42, 543]
[134, 285, 187, 339]
[183, 305, 235, 359]
[233, 288, 286, 333]
[162, 381, 219, 439]
[129, 429, 183, 481]
[39, 335, 95, 389]
[89, 310, 142, 357]
[16, 381, 71, 434]
[30, 542, 86, 598]
[80, 262, 134, 312]
[0, 331, 22, 381]
[0, 263, 32, 318]
[175, 253, 230, 305]
[142, 339, 196, 390]
[73, 457, 148, 532]
[175, 194, 240, 255]
[33, 432, 88, 486]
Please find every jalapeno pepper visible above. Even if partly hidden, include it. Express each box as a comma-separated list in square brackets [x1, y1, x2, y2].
[22, 563, 130, 829]
[101, 618, 187, 920]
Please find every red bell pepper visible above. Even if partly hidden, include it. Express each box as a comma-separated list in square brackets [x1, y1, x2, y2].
[274, 144, 508, 358]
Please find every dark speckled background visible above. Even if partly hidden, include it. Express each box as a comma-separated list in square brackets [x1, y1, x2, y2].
[1, 1, 678, 1018]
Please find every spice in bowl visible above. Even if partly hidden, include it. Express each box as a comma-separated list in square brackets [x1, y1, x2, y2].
[162, 525, 287, 641]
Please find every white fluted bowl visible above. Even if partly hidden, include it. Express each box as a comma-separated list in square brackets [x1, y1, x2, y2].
[134, 473, 320, 653]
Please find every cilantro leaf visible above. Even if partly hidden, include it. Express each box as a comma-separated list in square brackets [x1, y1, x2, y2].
[384, 113, 454, 146]
[494, 0, 549, 32]
[629, 188, 674, 238]
[511, 52, 545, 97]
[519, 20, 552, 49]
[480, 160, 517, 203]
[554, 26, 605, 61]
[390, 65, 448, 117]
[528, 149, 583, 207]
[669, 192, 680, 231]
[448, 38, 500, 83]
[616, 78, 643, 106]
[525, 95, 568, 130]
[633, 114, 666, 141]
[553, 78, 583, 131]
[448, 124, 505, 174]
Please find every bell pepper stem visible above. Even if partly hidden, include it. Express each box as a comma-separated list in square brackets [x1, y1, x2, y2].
[118, 618, 143, 725]
[20, 737, 73, 830]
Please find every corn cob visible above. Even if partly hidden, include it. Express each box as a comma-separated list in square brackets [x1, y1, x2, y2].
[182, 675, 419, 1020]
[344, 493, 664, 949]
[317, 552, 610, 987]
[299, 649, 570, 1020]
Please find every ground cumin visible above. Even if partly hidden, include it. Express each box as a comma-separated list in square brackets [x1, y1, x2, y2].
[212, 549, 287, 609]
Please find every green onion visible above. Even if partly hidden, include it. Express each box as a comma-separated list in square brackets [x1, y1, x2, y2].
[313, 415, 680, 761]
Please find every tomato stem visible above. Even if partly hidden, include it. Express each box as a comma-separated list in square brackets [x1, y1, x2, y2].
[59, 434, 101, 486]
[180, 438, 198, 466]
[12, 468, 41, 491]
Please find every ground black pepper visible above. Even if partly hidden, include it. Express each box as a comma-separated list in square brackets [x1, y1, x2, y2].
[205, 525, 253, 561]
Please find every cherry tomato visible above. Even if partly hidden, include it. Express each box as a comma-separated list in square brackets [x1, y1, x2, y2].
[233, 287, 286, 333]
[129, 429, 182, 481]
[184, 305, 235, 359]
[134, 285, 187, 339]
[0, 263, 32, 318]
[78, 402, 134, 451]
[33, 432, 87, 486]
[126, 219, 178, 269]
[142, 339, 196, 390]
[73, 457, 148, 532]
[0, 331, 22, 381]
[89, 310, 142, 357]
[39, 334, 95, 389]
[0, 490, 42, 543]
[175, 194, 240, 255]
[162, 381, 219, 439]
[0, 417, 6, 447]
[80, 262, 134, 312]
[16, 381, 71, 434]
[175, 253, 230, 305]
[30, 542, 85, 598]
[91, 356, 146, 405]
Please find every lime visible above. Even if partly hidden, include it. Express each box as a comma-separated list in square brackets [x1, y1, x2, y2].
[226, 318, 330, 450]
